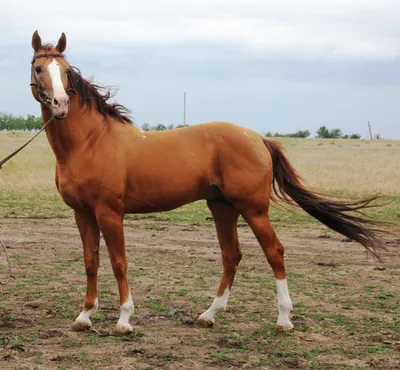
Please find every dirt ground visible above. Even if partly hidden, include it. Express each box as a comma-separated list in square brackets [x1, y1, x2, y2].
[0, 218, 399, 369]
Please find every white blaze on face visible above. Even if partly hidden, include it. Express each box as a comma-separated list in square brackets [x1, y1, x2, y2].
[198, 288, 230, 323]
[47, 59, 69, 116]
[276, 279, 293, 328]
[48, 60, 66, 97]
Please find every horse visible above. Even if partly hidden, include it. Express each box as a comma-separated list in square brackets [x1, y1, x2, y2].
[29, 31, 384, 335]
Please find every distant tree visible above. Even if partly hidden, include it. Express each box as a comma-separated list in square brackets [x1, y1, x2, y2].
[167, 124, 174, 130]
[12, 116, 26, 130]
[0, 112, 43, 131]
[0, 113, 13, 130]
[176, 124, 189, 129]
[375, 133, 382, 139]
[330, 128, 342, 139]
[141, 123, 152, 131]
[316, 126, 342, 139]
[25, 114, 42, 130]
[154, 124, 167, 131]
[316, 126, 330, 138]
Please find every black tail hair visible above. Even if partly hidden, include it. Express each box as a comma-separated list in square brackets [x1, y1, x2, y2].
[263, 139, 385, 260]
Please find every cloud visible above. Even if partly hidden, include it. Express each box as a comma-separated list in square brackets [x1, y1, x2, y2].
[0, 1, 399, 138]
[1, 0, 399, 60]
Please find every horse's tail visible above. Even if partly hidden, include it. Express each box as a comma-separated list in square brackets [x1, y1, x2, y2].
[263, 139, 385, 259]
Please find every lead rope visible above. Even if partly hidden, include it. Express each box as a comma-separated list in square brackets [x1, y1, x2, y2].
[0, 239, 11, 285]
[0, 115, 54, 285]
[0, 115, 54, 169]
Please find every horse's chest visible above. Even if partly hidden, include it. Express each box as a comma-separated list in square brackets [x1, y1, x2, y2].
[57, 171, 96, 211]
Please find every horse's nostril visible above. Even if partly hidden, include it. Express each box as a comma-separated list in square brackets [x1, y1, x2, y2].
[53, 98, 59, 106]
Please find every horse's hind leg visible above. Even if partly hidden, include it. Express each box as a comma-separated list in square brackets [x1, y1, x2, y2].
[72, 211, 100, 331]
[196, 201, 242, 328]
[241, 209, 293, 331]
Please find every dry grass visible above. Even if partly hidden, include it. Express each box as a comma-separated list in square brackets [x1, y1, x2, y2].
[272, 137, 400, 198]
[0, 132, 56, 194]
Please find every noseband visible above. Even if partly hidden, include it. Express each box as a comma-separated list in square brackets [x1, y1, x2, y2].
[30, 53, 76, 105]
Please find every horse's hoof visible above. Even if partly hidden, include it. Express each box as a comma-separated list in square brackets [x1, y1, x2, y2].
[196, 317, 214, 328]
[110, 323, 133, 336]
[71, 320, 92, 332]
[276, 322, 294, 332]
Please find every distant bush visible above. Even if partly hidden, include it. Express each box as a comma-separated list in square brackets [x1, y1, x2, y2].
[264, 129, 310, 138]
[154, 124, 167, 131]
[317, 126, 363, 139]
[316, 126, 343, 139]
[342, 133, 361, 139]
[141, 123, 185, 131]
[141, 123, 152, 131]
[291, 129, 311, 138]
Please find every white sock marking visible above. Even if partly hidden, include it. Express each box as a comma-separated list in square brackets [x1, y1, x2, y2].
[276, 279, 293, 327]
[199, 289, 230, 323]
[75, 299, 98, 325]
[117, 293, 134, 330]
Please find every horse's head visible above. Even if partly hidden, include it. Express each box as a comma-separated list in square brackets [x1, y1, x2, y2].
[31, 30, 72, 119]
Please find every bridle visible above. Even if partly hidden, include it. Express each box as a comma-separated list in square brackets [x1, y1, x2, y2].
[0, 54, 76, 169]
[30, 53, 76, 105]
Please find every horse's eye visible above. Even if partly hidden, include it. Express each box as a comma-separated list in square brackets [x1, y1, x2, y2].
[35, 65, 42, 73]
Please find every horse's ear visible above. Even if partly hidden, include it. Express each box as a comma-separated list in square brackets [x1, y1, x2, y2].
[56, 32, 67, 53]
[32, 30, 42, 52]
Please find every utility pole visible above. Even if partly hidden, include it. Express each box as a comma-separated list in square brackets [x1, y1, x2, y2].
[368, 121, 373, 140]
[183, 92, 187, 126]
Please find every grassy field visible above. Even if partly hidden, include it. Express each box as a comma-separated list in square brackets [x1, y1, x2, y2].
[0, 131, 399, 369]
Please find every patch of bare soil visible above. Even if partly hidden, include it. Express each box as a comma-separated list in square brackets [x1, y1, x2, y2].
[0, 218, 399, 369]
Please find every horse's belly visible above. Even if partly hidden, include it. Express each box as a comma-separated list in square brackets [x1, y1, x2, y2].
[124, 185, 205, 214]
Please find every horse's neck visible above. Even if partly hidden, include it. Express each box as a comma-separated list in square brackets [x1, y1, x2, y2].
[41, 99, 107, 163]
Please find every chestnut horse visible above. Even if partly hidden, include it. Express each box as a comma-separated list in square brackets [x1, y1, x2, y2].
[30, 31, 383, 335]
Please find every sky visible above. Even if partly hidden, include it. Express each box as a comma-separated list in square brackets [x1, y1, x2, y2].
[0, 0, 399, 138]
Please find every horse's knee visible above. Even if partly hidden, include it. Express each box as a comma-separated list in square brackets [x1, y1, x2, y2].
[84, 258, 98, 277]
[112, 259, 127, 280]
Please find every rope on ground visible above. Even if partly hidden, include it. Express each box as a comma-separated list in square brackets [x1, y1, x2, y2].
[0, 239, 11, 285]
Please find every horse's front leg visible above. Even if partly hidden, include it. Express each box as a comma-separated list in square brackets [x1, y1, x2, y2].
[96, 207, 134, 335]
[72, 211, 100, 331]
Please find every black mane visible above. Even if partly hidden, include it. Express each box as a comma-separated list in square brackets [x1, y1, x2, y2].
[67, 67, 133, 124]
